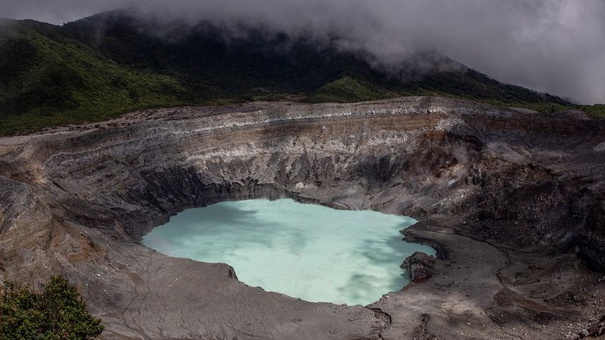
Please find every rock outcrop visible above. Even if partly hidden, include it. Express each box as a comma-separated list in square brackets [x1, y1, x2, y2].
[402, 252, 436, 284]
[0, 97, 604, 339]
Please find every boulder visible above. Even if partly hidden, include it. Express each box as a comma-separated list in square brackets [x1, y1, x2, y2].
[402, 251, 436, 283]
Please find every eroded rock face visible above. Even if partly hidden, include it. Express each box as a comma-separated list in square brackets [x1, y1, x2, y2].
[402, 252, 436, 284]
[0, 97, 604, 339]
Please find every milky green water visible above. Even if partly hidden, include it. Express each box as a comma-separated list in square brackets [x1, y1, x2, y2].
[142, 198, 435, 305]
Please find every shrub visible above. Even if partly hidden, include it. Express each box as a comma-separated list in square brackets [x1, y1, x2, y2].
[0, 276, 103, 339]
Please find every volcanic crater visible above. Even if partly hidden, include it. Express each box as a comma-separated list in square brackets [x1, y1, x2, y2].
[1, 96, 604, 339]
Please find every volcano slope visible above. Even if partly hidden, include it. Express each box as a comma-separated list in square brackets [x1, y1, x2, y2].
[0, 96, 604, 339]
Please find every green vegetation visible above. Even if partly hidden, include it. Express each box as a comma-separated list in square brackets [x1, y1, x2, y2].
[307, 76, 393, 103]
[0, 276, 103, 339]
[0, 20, 189, 135]
[582, 104, 605, 118]
[0, 12, 602, 135]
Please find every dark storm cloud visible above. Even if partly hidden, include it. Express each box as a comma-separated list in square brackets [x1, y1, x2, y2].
[2, 0, 604, 104]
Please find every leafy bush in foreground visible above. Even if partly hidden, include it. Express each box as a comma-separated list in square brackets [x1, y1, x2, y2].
[0, 276, 103, 339]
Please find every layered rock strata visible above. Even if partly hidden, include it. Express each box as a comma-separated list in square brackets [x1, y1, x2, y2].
[0, 97, 604, 339]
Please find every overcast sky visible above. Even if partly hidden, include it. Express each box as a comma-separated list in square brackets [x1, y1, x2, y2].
[2, 0, 604, 104]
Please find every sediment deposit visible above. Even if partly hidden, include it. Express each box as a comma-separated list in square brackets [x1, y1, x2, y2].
[0, 97, 604, 339]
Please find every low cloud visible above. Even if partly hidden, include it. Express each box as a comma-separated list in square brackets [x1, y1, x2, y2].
[3, 0, 605, 104]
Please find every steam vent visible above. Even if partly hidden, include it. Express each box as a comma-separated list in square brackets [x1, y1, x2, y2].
[1, 97, 605, 339]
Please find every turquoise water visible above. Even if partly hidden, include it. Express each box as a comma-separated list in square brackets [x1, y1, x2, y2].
[143, 198, 435, 305]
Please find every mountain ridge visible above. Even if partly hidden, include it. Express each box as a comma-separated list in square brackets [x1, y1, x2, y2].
[0, 10, 602, 135]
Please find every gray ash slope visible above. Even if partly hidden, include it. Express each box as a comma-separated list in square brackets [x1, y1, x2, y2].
[0, 97, 604, 339]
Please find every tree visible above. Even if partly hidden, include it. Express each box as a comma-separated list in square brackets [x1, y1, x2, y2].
[0, 275, 103, 339]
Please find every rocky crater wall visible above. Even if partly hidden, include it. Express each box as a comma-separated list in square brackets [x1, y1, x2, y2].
[0, 97, 604, 339]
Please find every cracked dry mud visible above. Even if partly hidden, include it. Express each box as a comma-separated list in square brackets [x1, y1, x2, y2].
[0, 97, 604, 339]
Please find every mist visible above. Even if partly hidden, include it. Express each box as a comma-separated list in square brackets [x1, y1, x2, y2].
[3, 0, 605, 104]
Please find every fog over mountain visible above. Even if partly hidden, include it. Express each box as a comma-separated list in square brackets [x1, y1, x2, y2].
[3, 0, 605, 104]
